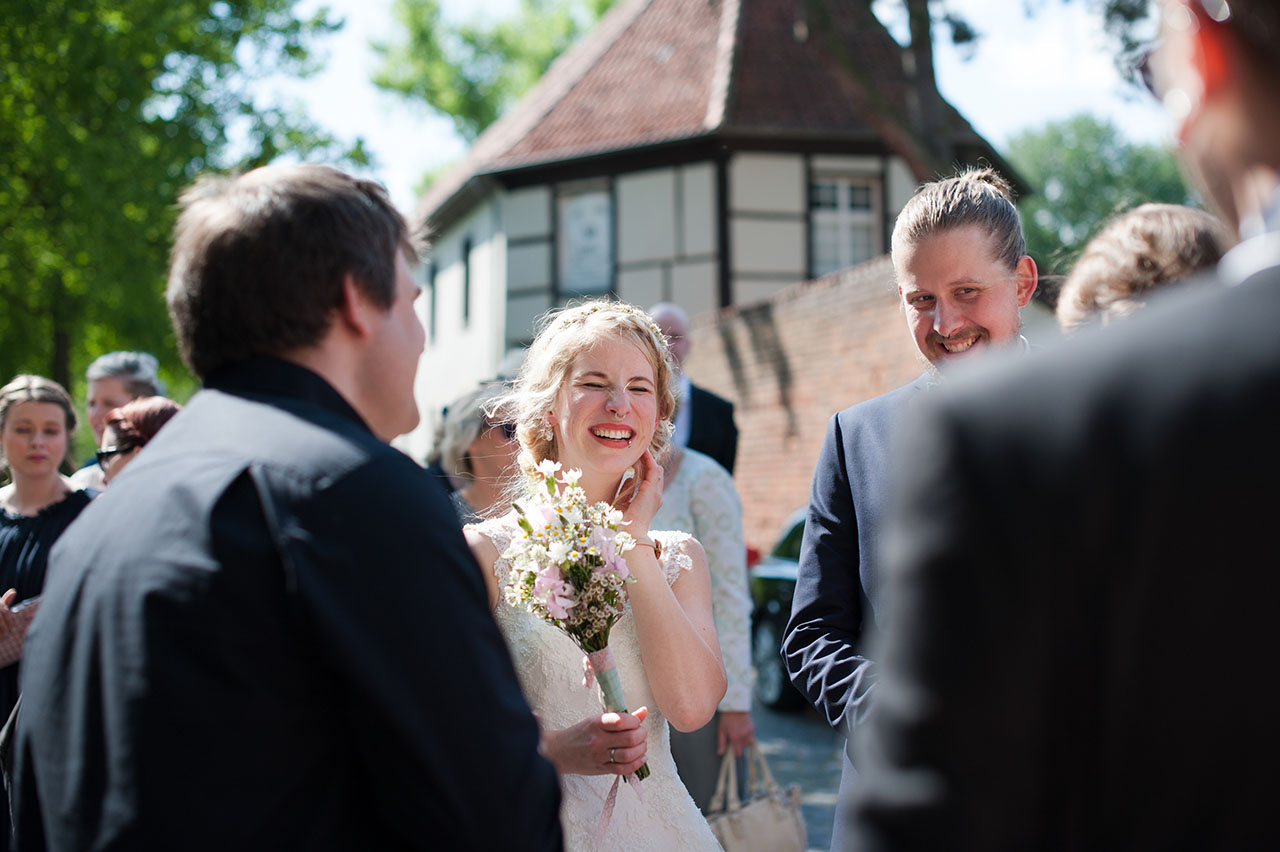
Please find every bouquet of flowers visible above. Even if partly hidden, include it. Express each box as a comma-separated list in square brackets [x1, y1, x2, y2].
[503, 459, 651, 781]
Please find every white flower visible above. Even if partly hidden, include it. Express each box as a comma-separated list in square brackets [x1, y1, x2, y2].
[561, 467, 583, 485]
[548, 540, 571, 563]
[536, 459, 562, 477]
[604, 508, 624, 526]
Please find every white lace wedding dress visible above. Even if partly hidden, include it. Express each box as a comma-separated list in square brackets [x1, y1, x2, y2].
[471, 518, 723, 852]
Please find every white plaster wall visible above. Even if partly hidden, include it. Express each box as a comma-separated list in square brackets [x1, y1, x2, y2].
[617, 168, 677, 264]
[503, 186, 552, 239]
[507, 291, 555, 346]
[734, 279, 799, 307]
[731, 218, 805, 276]
[670, 260, 717, 317]
[406, 198, 506, 463]
[811, 154, 882, 174]
[729, 153, 805, 214]
[887, 156, 920, 224]
[681, 163, 716, 256]
[617, 266, 664, 311]
[508, 242, 551, 291]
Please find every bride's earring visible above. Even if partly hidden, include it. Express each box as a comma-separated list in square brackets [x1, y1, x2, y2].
[539, 418, 554, 442]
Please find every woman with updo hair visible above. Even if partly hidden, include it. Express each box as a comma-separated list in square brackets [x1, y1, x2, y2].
[464, 300, 726, 850]
[1056, 203, 1233, 332]
[96, 396, 183, 487]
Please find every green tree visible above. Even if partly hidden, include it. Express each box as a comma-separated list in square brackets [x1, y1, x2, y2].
[373, 0, 618, 144]
[0, 0, 361, 403]
[1006, 113, 1192, 279]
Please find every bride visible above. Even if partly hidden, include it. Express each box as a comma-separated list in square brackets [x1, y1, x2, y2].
[465, 300, 727, 850]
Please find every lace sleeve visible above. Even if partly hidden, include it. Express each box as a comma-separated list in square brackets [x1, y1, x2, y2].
[688, 464, 754, 712]
[466, 518, 515, 609]
[651, 530, 694, 585]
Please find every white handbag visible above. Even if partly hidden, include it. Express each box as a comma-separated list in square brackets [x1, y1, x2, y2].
[705, 743, 807, 852]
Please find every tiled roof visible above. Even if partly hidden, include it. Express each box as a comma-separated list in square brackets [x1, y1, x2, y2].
[418, 0, 1003, 226]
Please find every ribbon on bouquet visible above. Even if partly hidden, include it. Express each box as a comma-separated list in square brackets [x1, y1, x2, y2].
[584, 648, 645, 851]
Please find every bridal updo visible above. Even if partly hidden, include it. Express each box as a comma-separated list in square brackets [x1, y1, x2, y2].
[499, 299, 679, 477]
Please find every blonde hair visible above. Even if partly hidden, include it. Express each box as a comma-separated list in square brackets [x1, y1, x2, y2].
[891, 166, 1026, 269]
[1057, 203, 1232, 332]
[437, 382, 513, 481]
[500, 299, 678, 477]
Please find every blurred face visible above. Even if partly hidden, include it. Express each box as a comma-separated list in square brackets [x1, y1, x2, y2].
[2, 401, 68, 481]
[97, 424, 140, 486]
[550, 338, 658, 480]
[87, 376, 134, 444]
[362, 252, 426, 441]
[896, 225, 1037, 370]
[653, 312, 689, 368]
[466, 418, 519, 481]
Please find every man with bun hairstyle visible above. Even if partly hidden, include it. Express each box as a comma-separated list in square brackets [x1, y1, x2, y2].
[783, 166, 1037, 850]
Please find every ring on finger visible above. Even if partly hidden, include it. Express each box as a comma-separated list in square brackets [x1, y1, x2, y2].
[609, 747, 617, 764]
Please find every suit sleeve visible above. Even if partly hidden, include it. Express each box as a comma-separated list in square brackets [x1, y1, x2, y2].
[291, 456, 562, 851]
[783, 413, 877, 737]
[723, 402, 738, 475]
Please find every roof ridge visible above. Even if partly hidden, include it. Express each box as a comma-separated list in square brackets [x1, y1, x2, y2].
[703, 0, 742, 131]
[416, 0, 655, 223]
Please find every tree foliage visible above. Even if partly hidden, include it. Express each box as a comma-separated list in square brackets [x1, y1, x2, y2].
[373, 0, 619, 144]
[1006, 113, 1192, 279]
[0, 0, 360, 404]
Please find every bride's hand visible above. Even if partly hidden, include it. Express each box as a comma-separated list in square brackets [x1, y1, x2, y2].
[616, 449, 663, 533]
[542, 707, 649, 776]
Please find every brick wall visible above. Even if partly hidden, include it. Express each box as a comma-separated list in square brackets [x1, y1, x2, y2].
[683, 256, 923, 553]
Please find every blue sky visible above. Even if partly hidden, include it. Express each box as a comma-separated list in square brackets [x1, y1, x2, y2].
[266, 0, 1171, 214]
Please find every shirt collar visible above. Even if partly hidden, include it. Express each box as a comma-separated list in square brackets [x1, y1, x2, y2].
[203, 356, 371, 434]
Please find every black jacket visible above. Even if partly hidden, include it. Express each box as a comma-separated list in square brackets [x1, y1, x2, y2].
[687, 384, 738, 475]
[14, 357, 562, 851]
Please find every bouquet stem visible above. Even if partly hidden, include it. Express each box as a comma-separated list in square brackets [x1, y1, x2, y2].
[588, 648, 651, 781]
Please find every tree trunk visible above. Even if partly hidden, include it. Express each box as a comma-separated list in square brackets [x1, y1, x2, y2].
[48, 272, 71, 392]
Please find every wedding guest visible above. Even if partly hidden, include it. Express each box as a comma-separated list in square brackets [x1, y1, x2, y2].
[845, 1, 1280, 848]
[465, 299, 727, 850]
[1057, 202, 1233, 332]
[654, 444, 754, 812]
[69, 351, 166, 491]
[96, 397, 183, 487]
[0, 375, 93, 852]
[783, 166, 1037, 850]
[435, 382, 519, 522]
[648, 303, 738, 474]
[13, 165, 561, 851]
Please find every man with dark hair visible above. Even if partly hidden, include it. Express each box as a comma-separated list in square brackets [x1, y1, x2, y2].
[14, 165, 562, 851]
[843, 2, 1280, 849]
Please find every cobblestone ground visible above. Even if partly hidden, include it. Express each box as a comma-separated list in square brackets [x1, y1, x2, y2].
[752, 696, 844, 851]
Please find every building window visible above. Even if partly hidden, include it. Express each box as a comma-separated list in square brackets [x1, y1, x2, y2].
[809, 175, 880, 278]
[461, 236, 472, 326]
[557, 181, 612, 295]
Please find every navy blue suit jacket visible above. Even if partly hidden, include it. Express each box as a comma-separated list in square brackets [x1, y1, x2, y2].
[782, 374, 932, 741]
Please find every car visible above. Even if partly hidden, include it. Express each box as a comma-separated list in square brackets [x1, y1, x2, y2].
[749, 508, 808, 711]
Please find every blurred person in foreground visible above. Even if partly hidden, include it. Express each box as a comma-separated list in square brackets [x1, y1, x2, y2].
[1057, 202, 1234, 332]
[13, 165, 561, 851]
[435, 382, 520, 522]
[844, 2, 1280, 850]
[96, 397, 183, 487]
[68, 351, 166, 491]
[783, 167, 1037, 850]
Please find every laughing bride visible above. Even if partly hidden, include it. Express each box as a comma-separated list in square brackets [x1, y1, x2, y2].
[464, 300, 726, 851]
